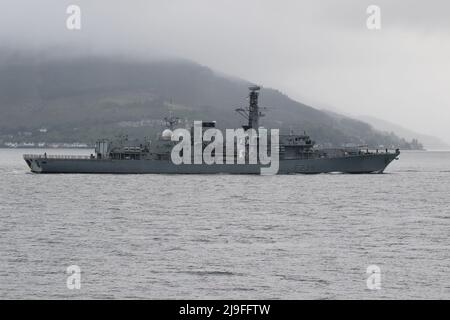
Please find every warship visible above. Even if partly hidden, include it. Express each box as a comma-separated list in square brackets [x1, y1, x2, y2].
[24, 86, 400, 174]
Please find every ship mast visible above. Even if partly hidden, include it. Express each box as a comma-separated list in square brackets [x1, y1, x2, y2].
[236, 85, 264, 130]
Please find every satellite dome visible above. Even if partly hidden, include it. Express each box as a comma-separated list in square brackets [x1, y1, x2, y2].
[161, 129, 173, 140]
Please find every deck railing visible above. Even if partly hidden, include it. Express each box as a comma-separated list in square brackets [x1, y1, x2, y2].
[358, 148, 400, 154]
[23, 154, 92, 160]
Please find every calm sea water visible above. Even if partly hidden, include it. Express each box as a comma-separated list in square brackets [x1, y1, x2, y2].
[0, 148, 449, 299]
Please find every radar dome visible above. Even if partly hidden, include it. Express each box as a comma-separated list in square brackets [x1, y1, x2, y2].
[161, 129, 173, 140]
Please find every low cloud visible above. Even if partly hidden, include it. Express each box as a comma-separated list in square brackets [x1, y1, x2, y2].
[1, 0, 449, 142]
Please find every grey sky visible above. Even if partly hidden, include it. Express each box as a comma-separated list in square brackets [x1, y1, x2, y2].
[1, 0, 450, 143]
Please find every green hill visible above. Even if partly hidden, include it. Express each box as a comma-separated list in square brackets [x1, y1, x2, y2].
[0, 51, 422, 149]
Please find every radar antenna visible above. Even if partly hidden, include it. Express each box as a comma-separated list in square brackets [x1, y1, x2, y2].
[164, 112, 180, 130]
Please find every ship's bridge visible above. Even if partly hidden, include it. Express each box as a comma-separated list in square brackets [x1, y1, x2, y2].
[279, 134, 314, 147]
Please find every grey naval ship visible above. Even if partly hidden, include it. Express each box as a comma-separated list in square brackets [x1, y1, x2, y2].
[24, 86, 400, 174]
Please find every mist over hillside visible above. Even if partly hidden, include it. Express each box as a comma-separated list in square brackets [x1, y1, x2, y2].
[359, 115, 449, 151]
[0, 50, 422, 149]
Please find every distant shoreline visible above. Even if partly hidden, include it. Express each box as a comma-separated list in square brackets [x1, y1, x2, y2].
[0, 146, 93, 150]
[1, 146, 93, 149]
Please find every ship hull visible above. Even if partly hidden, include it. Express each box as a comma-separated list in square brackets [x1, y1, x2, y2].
[24, 152, 399, 174]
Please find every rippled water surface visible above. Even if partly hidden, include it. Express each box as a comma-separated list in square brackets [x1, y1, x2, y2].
[0, 149, 449, 299]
